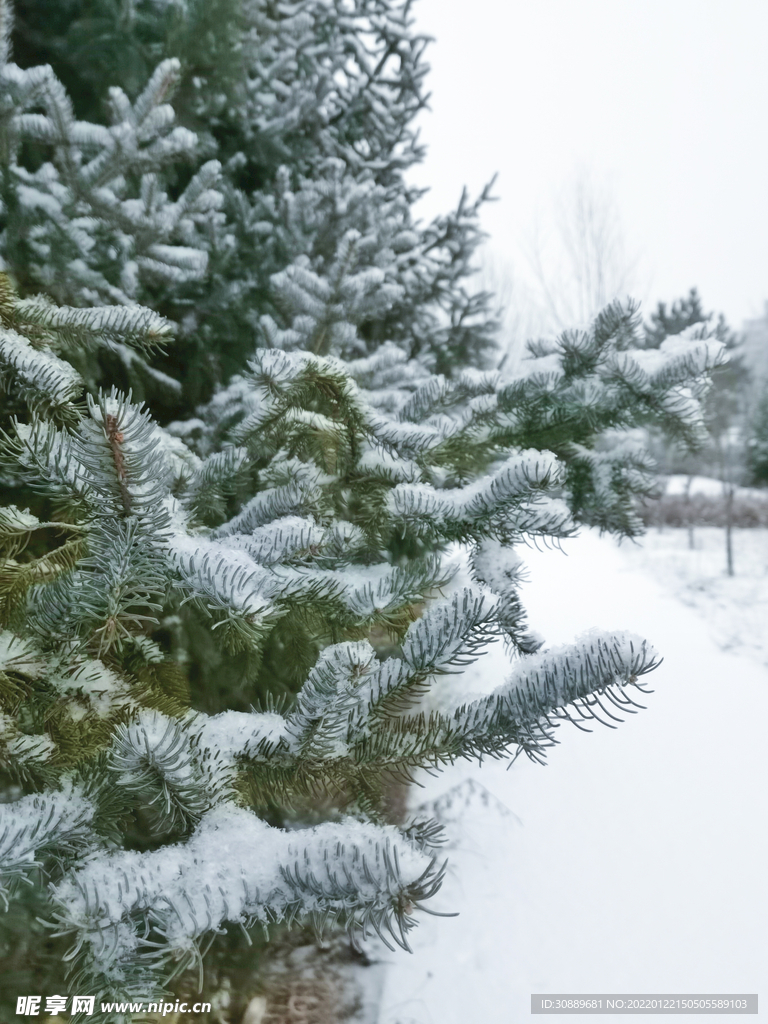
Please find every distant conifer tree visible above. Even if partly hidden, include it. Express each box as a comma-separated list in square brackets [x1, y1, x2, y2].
[747, 388, 768, 485]
[645, 289, 747, 571]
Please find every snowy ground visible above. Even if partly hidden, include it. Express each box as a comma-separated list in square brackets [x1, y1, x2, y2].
[374, 529, 768, 1024]
[662, 474, 766, 500]
[620, 527, 768, 669]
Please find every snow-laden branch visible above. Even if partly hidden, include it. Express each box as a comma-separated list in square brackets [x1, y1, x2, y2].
[0, 782, 94, 908]
[387, 451, 574, 541]
[52, 806, 442, 984]
[453, 630, 660, 762]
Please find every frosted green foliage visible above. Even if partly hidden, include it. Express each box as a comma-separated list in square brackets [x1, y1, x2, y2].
[449, 629, 657, 763]
[262, 231, 403, 358]
[2, 0, 500, 409]
[213, 0, 429, 182]
[178, 152, 499, 402]
[0, 273, 173, 422]
[0, 54, 222, 305]
[52, 807, 441, 992]
[40, 610, 656, 994]
[0, 632, 56, 776]
[10, 0, 431, 183]
[9, 391, 184, 535]
[109, 710, 216, 831]
[469, 537, 542, 653]
[189, 292, 723, 544]
[0, 80, 727, 1014]
[244, 160, 500, 373]
[0, 38, 222, 403]
[492, 303, 725, 535]
[0, 325, 82, 411]
[386, 452, 573, 543]
[153, 4, 496, 392]
[0, 780, 94, 907]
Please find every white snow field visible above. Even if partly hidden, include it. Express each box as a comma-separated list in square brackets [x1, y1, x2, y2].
[620, 527, 768, 670]
[375, 529, 768, 1024]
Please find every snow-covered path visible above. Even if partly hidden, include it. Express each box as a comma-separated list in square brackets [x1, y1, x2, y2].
[376, 531, 767, 1024]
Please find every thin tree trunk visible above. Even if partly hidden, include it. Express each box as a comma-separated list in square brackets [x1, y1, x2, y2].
[718, 431, 736, 577]
[725, 482, 734, 577]
[684, 475, 695, 549]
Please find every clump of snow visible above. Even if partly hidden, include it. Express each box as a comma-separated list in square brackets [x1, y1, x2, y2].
[629, 330, 724, 379]
[198, 710, 289, 762]
[0, 780, 94, 874]
[471, 537, 525, 593]
[0, 631, 44, 676]
[111, 709, 198, 790]
[0, 329, 82, 405]
[52, 659, 131, 719]
[54, 806, 435, 972]
[169, 534, 278, 617]
[0, 712, 55, 764]
[357, 442, 422, 483]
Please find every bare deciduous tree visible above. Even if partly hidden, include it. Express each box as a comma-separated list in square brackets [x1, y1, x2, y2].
[523, 169, 641, 330]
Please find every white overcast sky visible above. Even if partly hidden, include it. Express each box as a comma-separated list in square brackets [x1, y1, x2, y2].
[407, 0, 768, 329]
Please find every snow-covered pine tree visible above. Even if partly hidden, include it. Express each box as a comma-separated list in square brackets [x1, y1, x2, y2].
[644, 290, 748, 570]
[747, 387, 768, 486]
[0, 255, 724, 1017]
[5, 0, 501, 410]
[0, 2, 224, 411]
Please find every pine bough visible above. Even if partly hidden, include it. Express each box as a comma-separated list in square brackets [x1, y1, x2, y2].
[0, 8, 223, 403]
[0, 269, 724, 1010]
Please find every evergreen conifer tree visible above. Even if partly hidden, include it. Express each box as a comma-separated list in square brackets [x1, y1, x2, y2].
[5, 0, 499, 411]
[0, 1, 727, 1019]
[644, 289, 746, 571]
[746, 387, 768, 486]
[643, 287, 709, 347]
[644, 288, 747, 470]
